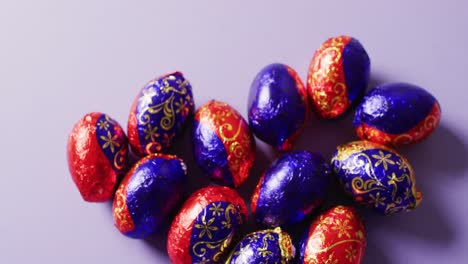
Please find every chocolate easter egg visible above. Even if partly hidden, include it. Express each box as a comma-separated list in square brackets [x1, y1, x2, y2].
[128, 72, 194, 156]
[67, 112, 128, 202]
[354, 82, 441, 146]
[226, 227, 295, 264]
[113, 154, 187, 239]
[167, 186, 247, 264]
[251, 150, 332, 227]
[193, 100, 256, 187]
[331, 141, 422, 215]
[298, 206, 366, 264]
[248, 63, 309, 151]
[307, 35, 370, 119]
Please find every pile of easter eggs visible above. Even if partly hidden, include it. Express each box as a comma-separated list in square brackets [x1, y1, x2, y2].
[67, 35, 441, 263]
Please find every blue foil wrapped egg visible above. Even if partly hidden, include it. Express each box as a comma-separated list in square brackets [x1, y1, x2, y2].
[193, 100, 256, 187]
[331, 141, 423, 215]
[127, 72, 195, 156]
[226, 227, 295, 264]
[354, 82, 441, 146]
[251, 150, 332, 227]
[112, 154, 188, 238]
[307, 35, 370, 119]
[248, 63, 309, 151]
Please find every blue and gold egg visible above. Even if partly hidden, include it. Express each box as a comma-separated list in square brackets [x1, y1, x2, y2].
[251, 150, 332, 227]
[331, 141, 422, 215]
[226, 227, 295, 264]
[354, 82, 441, 146]
[127, 72, 194, 156]
[112, 154, 188, 239]
[248, 63, 309, 151]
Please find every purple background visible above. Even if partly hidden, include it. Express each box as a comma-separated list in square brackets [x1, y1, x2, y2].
[1, 1, 467, 263]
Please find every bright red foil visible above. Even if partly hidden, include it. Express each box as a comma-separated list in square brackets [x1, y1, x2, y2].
[167, 186, 247, 264]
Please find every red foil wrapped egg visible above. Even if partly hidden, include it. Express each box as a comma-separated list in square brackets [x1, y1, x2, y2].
[354, 82, 441, 146]
[113, 154, 187, 239]
[298, 206, 366, 264]
[167, 186, 247, 264]
[307, 35, 370, 119]
[67, 112, 128, 202]
[127, 72, 194, 156]
[193, 100, 256, 187]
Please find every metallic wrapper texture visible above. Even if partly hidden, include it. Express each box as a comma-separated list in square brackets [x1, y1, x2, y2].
[251, 150, 332, 227]
[354, 82, 441, 146]
[193, 100, 256, 187]
[307, 35, 370, 119]
[167, 186, 248, 264]
[113, 154, 188, 239]
[127, 72, 194, 156]
[331, 141, 422, 215]
[67, 112, 128, 202]
[299, 206, 366, 264]
[248, 63, 309, 151]
[226, 227, 295, 264]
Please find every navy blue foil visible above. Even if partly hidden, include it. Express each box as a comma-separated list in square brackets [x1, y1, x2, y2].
[248, 63, 307, 149]
[192, 120, 234, 186]
[354, 82, 437, 134]
[227, 229, 292, 264]
[332, 146, 419, 215]
[189, 201, 244, 263]
[254, 150, 332, 227]
[125, 156, 187, 238]
[342, 38, 371, 104]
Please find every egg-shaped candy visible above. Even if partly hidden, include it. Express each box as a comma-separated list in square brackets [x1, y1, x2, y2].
[127, 72, 194, 156]
[307, 35, 370, 119]
[251, 150, 332, 227]
[248, 63, 309, 151]
[193, 100, 255, 187]
[113, 154, 187, 239]
[67, 112, 128, 202]
[226, 227, 295, 264]
[298, 206, 366, 264]
[354, 82, 441, 146]
[331, 141, 422, 215]
[167, 186, 247, 264]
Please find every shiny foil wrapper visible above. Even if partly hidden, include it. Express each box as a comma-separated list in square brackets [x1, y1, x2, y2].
[67, 112, 128, 202]
[307, 35, 370, 119]
[299, 206, 366, 264]
[113, 154, 187, 239]
[127, 72, 194, 156]
[331, 141, 422, 215]
[354, 82, 441, 146]
[226, 227, 295, 264]
[248, 63, 309, 151]
[193, 100, 256, 187]
[251, 150, 332, 227]
[167, 186, 247, 264]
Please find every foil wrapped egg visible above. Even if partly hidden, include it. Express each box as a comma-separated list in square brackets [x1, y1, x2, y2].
[251, 150, 332, 227]
[248, 63, 309, 151]
[331, 141, 422, 215]
[127, 72, 194, 156]
[307, 35, 370, 119]
[67, 112, 128, 202]
[193, 100, 256, 187]
[354, 82, 441, 146]
[112, 154, 187, 239]
[226, 227, 295, 264]
[298, 206, 366, 264]
[167, 186, 248, 264]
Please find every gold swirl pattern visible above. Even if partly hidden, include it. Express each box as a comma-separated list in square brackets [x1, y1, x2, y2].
[195, 100, 255, 187]
[191, 202, 242, 262]
[332, 141, 422, 215]
[307, 36, 352, 118]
